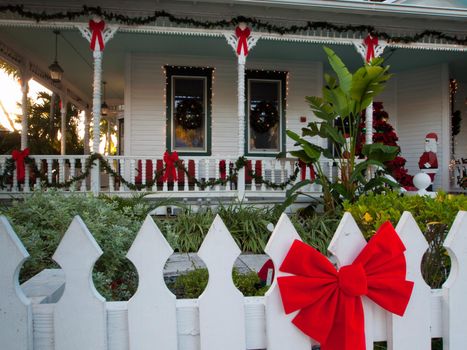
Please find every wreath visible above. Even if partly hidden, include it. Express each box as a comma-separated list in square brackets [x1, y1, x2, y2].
[250, 101, 279, 133]
[175, 99, 203, 130]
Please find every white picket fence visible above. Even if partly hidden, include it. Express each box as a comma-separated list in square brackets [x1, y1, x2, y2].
[1, 211, 467, 350]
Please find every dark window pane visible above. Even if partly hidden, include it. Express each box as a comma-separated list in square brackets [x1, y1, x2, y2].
[248, 80, 281, 152]
[172, 77, 206, 151]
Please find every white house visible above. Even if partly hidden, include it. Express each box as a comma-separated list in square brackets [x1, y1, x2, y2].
[0, 0, 466, 198]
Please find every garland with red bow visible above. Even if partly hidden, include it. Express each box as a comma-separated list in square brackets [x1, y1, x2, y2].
[162, 151, 179, 182]
[363, 34, 379, 62]
[235, 26, 251, 56]
[89, 19, 105, 51]
[11, 148, 30, 182]
[1, 6, 465, 46]
[0, 152, 299, 191]
[278, 221, 414, 350]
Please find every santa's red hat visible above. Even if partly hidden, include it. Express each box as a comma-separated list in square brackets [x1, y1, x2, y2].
[425, 132, 438, 141]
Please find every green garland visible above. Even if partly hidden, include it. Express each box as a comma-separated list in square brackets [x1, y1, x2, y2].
[0, 153, 300, 192]
[0, 5, 465, 45]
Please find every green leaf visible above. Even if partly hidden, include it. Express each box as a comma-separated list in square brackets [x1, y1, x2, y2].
[324, 46, 353, 94]
[362, 143, 398, 162]
[320, 123, 345, 145]
[350, 159, 385, 182]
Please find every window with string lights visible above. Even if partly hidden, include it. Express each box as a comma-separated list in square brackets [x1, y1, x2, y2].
[246, 70, 287, 156]
[165, 66, 213, 155]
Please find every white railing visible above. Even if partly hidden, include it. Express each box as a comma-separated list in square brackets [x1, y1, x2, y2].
[0, 154, 334, 198]
[1, 211, 467, 349]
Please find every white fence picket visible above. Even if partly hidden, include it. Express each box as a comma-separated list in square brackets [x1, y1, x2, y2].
[197, 215, 245, 350]
[126, 216, 177, 350]
[442, 211, 467, 350]
[0, 216, 32, 350]
[264, 214, 312, 350]
[328, 212, 376, 349]
[390, 212, 431, 349]
[52, 216, 107, 350]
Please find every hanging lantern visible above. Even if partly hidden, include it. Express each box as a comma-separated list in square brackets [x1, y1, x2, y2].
[48, 30, 64, 83]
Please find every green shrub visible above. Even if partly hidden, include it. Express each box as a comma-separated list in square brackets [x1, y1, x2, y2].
[344, 192, 466, 287]
[1, 191, 168, 300]
[157, 203, 281, 253]
[167, 268, 268, 298]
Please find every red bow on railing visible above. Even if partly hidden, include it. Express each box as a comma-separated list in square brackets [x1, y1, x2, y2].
[89, 19, 106, 51]
[235, 26, 251, 56]
[364, 34, 378, 63]
[278, 221, 414, 350]
[162, 151, 179, 182]
[11, 148, 30, 182]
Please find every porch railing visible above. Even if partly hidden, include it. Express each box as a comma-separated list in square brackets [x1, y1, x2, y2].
[0, 154, 335, 198]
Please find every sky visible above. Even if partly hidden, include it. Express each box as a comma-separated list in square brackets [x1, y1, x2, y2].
[0, 70, 49, 131]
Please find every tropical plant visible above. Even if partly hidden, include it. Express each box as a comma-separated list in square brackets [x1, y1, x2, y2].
[287, 47, 399, 211]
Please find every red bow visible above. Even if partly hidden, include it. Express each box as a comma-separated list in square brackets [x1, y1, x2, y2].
[235, 26, 251, 56]
[162, 151, 179, 182]
[278, 221, 413, 350]
[11, 148, 30, 182]
[364, 34, 378, 63]
[89, 19, 105, 51]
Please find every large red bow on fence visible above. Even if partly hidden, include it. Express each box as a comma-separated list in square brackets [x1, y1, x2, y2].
[235, 26, 251, 56]
[89, 19, 105, 51]
[162, 151, 179, 182]
[277, 221, 414, 350]
[11, 148, 29, 182]
[364, 34, 378, 63]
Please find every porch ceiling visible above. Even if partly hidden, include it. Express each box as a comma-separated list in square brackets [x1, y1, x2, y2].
[0, 26, 466, 103]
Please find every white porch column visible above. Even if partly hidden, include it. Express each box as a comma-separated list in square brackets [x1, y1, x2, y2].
[224, 26, 260, 200]
[77, 19, 118, 194]
[60, 96, 68, 155]
[20, 71, 31, 150]
[84, 108, 91, 155]
[353, 36, 386, 178]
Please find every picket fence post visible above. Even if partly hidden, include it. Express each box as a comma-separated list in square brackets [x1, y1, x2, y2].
[389, 212, 431, 349]
[126, 215, 178, 350]
[52, 216, 107, 350]
[328, 212, 376, 349]
[0, 216, 32, 350]
[197, 215, 245, 350]
[264, 213, 312, 350]
[442, 211, 467, 350]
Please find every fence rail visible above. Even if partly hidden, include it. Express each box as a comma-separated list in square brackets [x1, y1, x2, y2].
[1, 211, 467, 349]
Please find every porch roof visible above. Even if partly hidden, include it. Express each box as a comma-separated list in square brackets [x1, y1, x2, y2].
[0, 1, 466, 104]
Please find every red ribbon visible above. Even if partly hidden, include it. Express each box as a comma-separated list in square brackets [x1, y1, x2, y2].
[278, 221, 413, 350]
[89, 19, 105, 51]
[162, 151, 179, 182]
[364, 34, 378, 62]
[11, 148, 30, 182]
[235, 26, 251, 56]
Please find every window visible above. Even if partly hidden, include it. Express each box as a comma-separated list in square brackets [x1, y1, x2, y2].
[166, 66, 212, 155]
[246, 70, 287, 156]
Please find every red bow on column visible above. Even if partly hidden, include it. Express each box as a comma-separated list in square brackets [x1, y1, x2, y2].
[11, 148, 30, 182]
[364, 34, 378, 63]
[235, 26, 251, 56]
[162, 151, 179, 182]
[278, 221, 414, 350]
[89, 19, 106, 51]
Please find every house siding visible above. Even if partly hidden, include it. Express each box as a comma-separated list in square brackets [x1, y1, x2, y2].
[125, 53, 322, 158]
[395, 64, 449, 190]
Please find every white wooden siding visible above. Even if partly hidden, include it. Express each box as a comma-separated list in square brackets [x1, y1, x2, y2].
[125, 53, 323, 157]
[454, 82, 467, 160]
[394, 64, 449, 190]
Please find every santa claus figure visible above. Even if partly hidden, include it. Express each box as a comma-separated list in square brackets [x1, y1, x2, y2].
[418, 133, 438, 183]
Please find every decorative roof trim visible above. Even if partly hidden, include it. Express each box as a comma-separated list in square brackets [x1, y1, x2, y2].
[0, 19, 466, 52]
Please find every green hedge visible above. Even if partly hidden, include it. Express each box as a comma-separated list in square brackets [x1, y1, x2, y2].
[344, 192, 466, 288]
